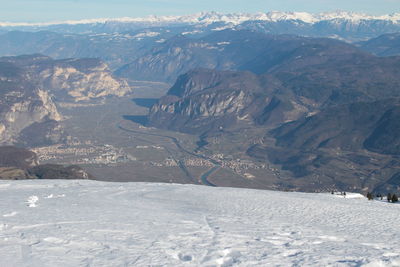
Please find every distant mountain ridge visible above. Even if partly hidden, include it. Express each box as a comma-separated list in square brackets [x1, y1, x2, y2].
[0, 12, 399, 79]
[1, 11, 400, 27]
[1, 11, 399, 43]
[116, 30, 303, 82]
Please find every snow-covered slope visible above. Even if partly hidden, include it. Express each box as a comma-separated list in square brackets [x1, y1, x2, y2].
[0, 180, 399, 266]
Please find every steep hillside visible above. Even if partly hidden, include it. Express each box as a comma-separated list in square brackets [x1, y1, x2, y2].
[0, 146, 38, 169]
[1, 54, 130, 102]
[246, 99, 400, 193]
[271, 99, 400, 153]
[0, 146, 92, 180]
[0, 54, 130, 146]
[0, 31, 149, 69]
[148, 38, 400, 134]
[0, 57, 63, 145]
[360, 32, 400, 56]
[150, 69, 260, 133]
[116, 30, 306, 83]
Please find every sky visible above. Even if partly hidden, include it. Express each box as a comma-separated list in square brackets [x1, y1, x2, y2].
[0, 0, 399, 22]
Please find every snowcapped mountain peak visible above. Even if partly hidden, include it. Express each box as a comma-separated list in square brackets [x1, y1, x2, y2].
[261, 11, 319, 23]
[0, 11, 399, 28]
[317, 11, 400, 23]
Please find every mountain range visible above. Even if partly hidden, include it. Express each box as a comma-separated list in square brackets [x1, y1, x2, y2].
[147, 30, 400, 193]
[1, 11, 400, 29]
[0, 11, 399, 47]
[1, 11, 400, 192]
[148, 33, 400, 132]
[0, 11, 400, 73]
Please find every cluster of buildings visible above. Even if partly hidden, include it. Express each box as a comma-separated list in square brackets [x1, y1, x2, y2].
[31, 143, 135, 165]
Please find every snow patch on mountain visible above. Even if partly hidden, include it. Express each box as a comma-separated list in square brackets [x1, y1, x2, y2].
[132, 31, 160, 38]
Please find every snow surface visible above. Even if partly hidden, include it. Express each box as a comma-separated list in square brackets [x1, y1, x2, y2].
[1, 11, 399, 27]
[0, 180, 400, 266]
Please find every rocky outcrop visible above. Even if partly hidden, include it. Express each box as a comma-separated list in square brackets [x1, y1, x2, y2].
[3, 55, 131, 102]
[148, 69, 309, 134]
[0, 146, 38, 169]
[0, 54, 131, 146]
[37, 58, 131, 102]
[0, 57, 63, 145]
[28, 164, 93, 180]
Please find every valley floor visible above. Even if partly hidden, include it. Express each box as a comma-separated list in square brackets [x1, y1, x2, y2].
[0, 180, 399, 266]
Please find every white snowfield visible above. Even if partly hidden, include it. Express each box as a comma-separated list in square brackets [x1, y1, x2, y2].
[0, 180, 399, 267]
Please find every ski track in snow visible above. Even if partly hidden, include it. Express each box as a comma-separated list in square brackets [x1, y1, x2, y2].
[0, 180, 399, 266]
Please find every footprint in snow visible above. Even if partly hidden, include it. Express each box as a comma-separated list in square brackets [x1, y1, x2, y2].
[178, 253, 193, 262]
[26, 196, 39, 207]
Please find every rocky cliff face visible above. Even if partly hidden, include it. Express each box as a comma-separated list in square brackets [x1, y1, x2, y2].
[37, 58, 130, 102]
[0, 54, 130, 146]
[0, 57, 63, 145]
[148, 69, 308, 134]
[3, 55, 131, 102]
